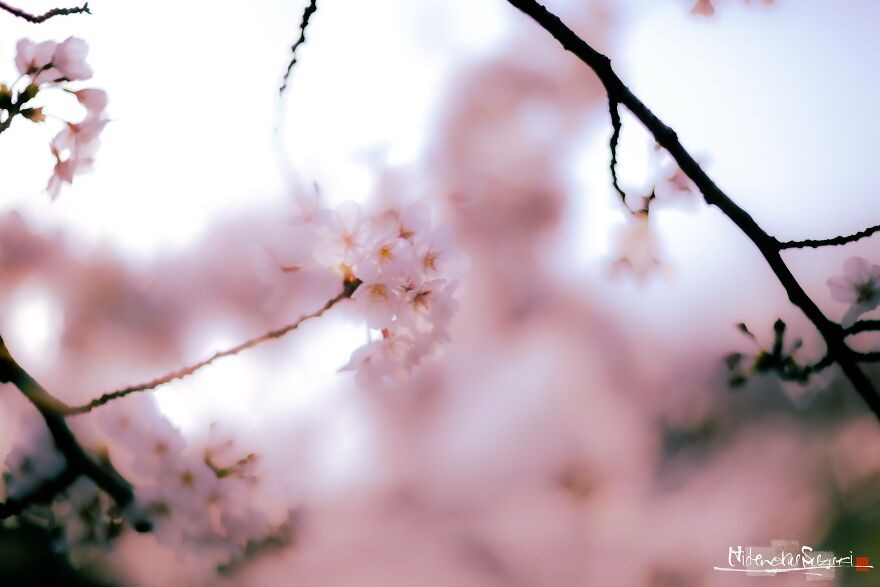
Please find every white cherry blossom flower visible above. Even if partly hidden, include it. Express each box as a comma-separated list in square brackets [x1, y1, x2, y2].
[827, 256, 880, 328]
[14, 39, 59, 85]
[73, 88, 108, 114]
[52, 37, 93, 81]
[355, 237, 417, 283]
[341, 333, 416, 387]
[610, 213, 663, 281]
[352, 281, 402, 329]
[313, 201, 369, 271]
[396, 201, 431, 241]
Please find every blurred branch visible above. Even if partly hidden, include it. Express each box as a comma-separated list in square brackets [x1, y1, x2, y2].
[848, 320, 880, 336]
[777, 224, 880, 250]
[0, 466, 77, 520]
[505, 0, 880, 420]
[855, 352, 880, 363]
[0, 336, 136, 515]
[279, 0, 318, 96]
[67, 279, 361, 415]
[0, 1, 90, 23]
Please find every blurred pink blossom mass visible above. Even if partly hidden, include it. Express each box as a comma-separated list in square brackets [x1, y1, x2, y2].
[1, 0, 880, 586]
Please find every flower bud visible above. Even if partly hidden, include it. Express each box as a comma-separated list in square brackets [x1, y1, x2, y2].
[20, 107, 45, 123]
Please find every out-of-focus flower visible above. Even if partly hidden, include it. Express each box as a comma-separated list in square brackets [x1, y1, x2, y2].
[313, 201, 369, 271]
[52, 37, 93, 82]
[73, 88, 108, 114]
[611, 213, 663, 282]
[341, 333, 416, 387]
[691, 0, 715, 16]
[9, 37, 105, 199]
[95, 398, 271, 561]
[15, 39, 59, 85]
[47, 114, 108, 199]
[826, 256, 880, 328]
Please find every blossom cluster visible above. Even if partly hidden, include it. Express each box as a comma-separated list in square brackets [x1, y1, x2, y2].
[97, 398, 271, 562]
[305, 201, 464, 387]
[2, 37, 107, 199]
[3, 398, 272, 564]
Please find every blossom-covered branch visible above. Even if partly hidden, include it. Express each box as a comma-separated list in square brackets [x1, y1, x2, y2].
[505, 0, 880, 419]
[279, 0, 318, 96]
[0, 335, 142, 523]
[777, 223, 880, 250]
[65, 278, 361, 415]
[1, 37, 108, 198]
[0, 1, 89, 23]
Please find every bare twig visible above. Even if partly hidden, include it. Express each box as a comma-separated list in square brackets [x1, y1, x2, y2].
[66, 279, 360, 415]
[778, 224, 880, 250]
[505, 0, 880, 419]
[279, 0, 318, 96]
[0, 1, 89, 23]
[848, 320, 880, 336]
[608, 98, 626, 203]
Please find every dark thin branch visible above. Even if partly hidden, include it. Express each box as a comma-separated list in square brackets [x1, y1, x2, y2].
[279, 0, 318, 96]
[848, 320, 880, 336]
[0, 1, 89, 23]
[608, 98, 626, 203]
[0, 336, 135, 511]
[856, 351, 880, 363]
[505, 0, 880, 420]
[0, 466, 78, 520]
[777, 224, 880, 250]
[66, 279, 361, 415]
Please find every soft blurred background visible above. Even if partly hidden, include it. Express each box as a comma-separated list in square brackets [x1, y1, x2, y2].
[1, 0, 880, 585]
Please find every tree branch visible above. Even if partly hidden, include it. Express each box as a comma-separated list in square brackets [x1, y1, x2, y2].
[777, 224, 880, 250]
[0, 336, 135, 513]
[855, 351, 880, 363]
[0, 466, 78, 520]
[279, 0, 318, 96]
[608, 98, 626, 203]
[66, 279, 360, 415]
[0, 1, 89, 23]
[847, 320, 880, 336]
[504, 0, 880, 420]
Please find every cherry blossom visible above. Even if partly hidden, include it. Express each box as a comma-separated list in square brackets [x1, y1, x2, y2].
[6, 37, 106, 199]
[73, 88, 108, 114]
[826, 256, 880, 328]
[14, 39, 59, 85]
[52, 37, 94, 82]
[610, 213, 664, 281]
[93, 398, 272, 562]
[341, 333, 417, 387]
[313, 201, 370, 272]
[305, 200, 464, 386]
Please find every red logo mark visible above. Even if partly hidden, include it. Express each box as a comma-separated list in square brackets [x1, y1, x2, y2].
[856, 556, 870, 572]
